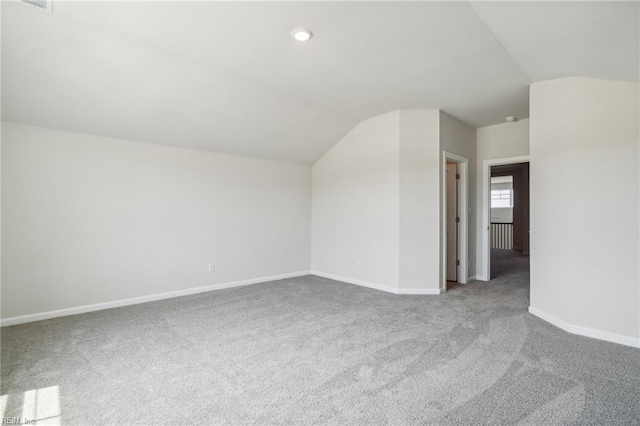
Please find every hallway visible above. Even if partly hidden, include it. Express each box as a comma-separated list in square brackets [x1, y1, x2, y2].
[491, 248, 530, 281]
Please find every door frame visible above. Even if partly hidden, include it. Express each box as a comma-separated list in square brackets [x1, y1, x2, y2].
[441, 152, 468, 291]
[445, 162, 459, 283]
[480, 155, 530, 281]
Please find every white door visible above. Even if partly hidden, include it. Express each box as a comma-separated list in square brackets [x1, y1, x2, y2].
[446, 163, 458, 282]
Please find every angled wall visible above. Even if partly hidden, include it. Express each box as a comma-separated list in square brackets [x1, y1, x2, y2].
[312, 110, 475, 294]
[529, 77, 640, 347]
[311, 111, 401, 292]
[1, 123, 312, 321]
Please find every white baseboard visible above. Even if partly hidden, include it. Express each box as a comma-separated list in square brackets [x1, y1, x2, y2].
[468, 275, 477, 282]
[0, 271, 311, 327]
[528, 306, 640, 349]
[398, 287, 443, 295]
[310, 271, 397, 293]
[310, 271, 441, 295]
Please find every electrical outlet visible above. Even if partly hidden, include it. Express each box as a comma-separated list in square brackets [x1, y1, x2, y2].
[208, 264, 216, 273]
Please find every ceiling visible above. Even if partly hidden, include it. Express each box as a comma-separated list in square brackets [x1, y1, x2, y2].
[2, 1, 638, 164]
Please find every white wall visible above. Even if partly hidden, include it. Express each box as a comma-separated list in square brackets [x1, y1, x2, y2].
[477, 119, 530, 161]
[440, 112, 477, 282]
[311, 111, 401, 291]
[530, 77, 639, 346]
[399, 110, 440, 292]
[312, 110, 473, 294]
[475, 119, 529, 277]
[2, 122, 311, 320]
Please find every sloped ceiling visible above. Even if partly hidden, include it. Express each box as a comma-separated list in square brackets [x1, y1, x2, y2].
[2, 1, 638, 164]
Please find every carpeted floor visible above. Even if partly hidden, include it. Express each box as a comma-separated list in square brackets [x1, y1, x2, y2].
[2, 250, 639, 425]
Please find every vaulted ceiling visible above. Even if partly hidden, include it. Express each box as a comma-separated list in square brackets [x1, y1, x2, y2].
[2, 1, 638, 164]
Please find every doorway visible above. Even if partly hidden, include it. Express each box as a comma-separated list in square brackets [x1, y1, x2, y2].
[446, 161, 459, 283]
[480, 156, 530, 281]
[442, 152, 469, 291]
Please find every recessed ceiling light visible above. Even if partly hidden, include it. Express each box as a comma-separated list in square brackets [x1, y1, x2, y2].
[291, 28, 313, 42]
[505, 116, 518, 123]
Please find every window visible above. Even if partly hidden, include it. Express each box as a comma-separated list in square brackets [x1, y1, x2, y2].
[491, 189, 513, 208]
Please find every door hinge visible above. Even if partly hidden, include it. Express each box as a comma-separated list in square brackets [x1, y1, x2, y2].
[456, 173, 460, 180]
[456, 260, 460, 266]
[456, 217, 460, 223]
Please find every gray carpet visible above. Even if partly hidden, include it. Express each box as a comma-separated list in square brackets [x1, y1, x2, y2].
[2, 250, 640, 425]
